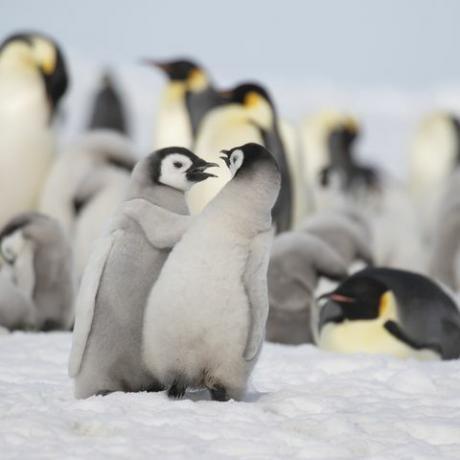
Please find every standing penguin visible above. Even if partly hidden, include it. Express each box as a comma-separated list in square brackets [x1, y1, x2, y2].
[143, 143, 280, 401]
[315, 267, 460, 360]
[410, 112, 460, 236]
[144, 58, 222, 149]
[68, 147, 217, 399]
[188, 83, 293, 233]
[0, 32, 68, 227]
[0, 212, 74, 331]
[429, 169, 460, 291]
[87, 72, 129, 135]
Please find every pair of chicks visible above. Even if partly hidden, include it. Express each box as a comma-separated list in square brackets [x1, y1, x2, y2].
[70, 142, 280, 402]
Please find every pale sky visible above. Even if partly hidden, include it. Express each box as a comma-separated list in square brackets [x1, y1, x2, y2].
[2, 0, 460, 88]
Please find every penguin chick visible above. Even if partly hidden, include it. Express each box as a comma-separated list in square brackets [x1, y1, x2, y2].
[266, 231, 348, 345]
[87, 72, 129, 135]
[299, 210, 373, 268]
[145, 58, 221, 149]
[0, 212, 74, 331]
[143, 143, 280, 401]
[0, 31, 68, 228]
[68, 147, 217, 399]
[188, 82, 293, 233]
[0, 266, 36, 330]
[39, 130, 138, 277]
[429, 169, 460, 291]
[315, 267, 460, 360]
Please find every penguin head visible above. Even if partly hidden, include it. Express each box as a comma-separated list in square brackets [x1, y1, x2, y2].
[317, 274, 390, 329]
[143, 58, 209, 92]
[219, 82, 275, 131]
[149, 147, 218, 191]
[0, 213, 64, 264]
[0, 32, 68, 111]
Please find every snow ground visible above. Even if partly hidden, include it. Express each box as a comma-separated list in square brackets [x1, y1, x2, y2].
[1, 332, 460, 459]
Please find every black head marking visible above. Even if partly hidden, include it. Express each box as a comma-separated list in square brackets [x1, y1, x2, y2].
[147, 58, 201, 81]
[0, 32, 69, 113]
[0, 213, 36, 241]
[222, 82, 274, 110]
[147, 147, 216, 185]
[318, 274, 389, 328]
[221, 142, 276, 177]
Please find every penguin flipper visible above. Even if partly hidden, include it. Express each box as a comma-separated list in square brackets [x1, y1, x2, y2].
[68, 232, 118, 377]
[383, 320, 442, 357]
[121, 198, 191, 249]
[243, 228, 274, 361]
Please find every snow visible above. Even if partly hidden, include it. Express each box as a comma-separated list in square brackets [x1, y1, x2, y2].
[2, 332, 460, 459]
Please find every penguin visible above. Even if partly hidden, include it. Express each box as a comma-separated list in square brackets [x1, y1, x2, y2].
[68, 147, 217, 399]
[87, 72, 129, 135]
[0, 32, 68, 228]
[39, 130, 138, 277]
[267, 210, 373, 345]
[410, 112, 460, 237]
[266, 231, 348, 345]
[144, 58, 222, 149]
[429, 169, 460, 291]
[0, 265, 35, 331]
[299, 209, 373, 268]
[142, 143, 280, 401]
[188, 82, 293, 233]
[0, 212, 74, 331]
[304, 111, 423, 271]
[315, 267, 460, 360]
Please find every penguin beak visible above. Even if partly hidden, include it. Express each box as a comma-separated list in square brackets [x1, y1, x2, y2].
[219, 150, 232, 168]
[316, 292, 353, 327]
[140, 59, 172, 74]
[186, 161, 218, 182]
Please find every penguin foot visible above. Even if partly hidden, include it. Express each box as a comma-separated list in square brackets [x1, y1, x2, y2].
[96, 389, 113, 397]
[209, 385, 230, 402]
[167, 380, 186, 399]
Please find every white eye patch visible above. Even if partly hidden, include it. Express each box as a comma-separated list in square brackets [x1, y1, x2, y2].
[1, 230, 26, 263]
[159, 153, 194, 191]
[229, 149, 244, 177]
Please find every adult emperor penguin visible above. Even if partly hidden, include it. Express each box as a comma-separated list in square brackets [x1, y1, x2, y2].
[144, 58, 222, 149]
[315, 267, 460, 360]
[87, 72, 129, 135]
[429, 169, 460, 291]
[143, 143, 280, 401]
[0, 32, 68, 227]
[410, 112, 460, 236]
[39, 130, 138, 277]
[68, 147, 217, 399]
[0, 212, 74, 331]
[188, 82, 293, 233]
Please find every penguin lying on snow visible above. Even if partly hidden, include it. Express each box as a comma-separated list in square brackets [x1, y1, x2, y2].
[143, 143, 280, 401]
[267, 210, 373, 345]
[0, 212, 74, 331]
[39, 130, 138, 278]
[69, 148, 217, 399]
[0, 31, 68, 228]
[315, 267, 460, 360]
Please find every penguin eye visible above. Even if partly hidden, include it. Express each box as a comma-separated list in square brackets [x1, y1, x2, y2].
[173, 161, 183, 169]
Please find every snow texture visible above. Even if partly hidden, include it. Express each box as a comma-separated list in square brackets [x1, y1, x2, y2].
[1, 332, 460, 459]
